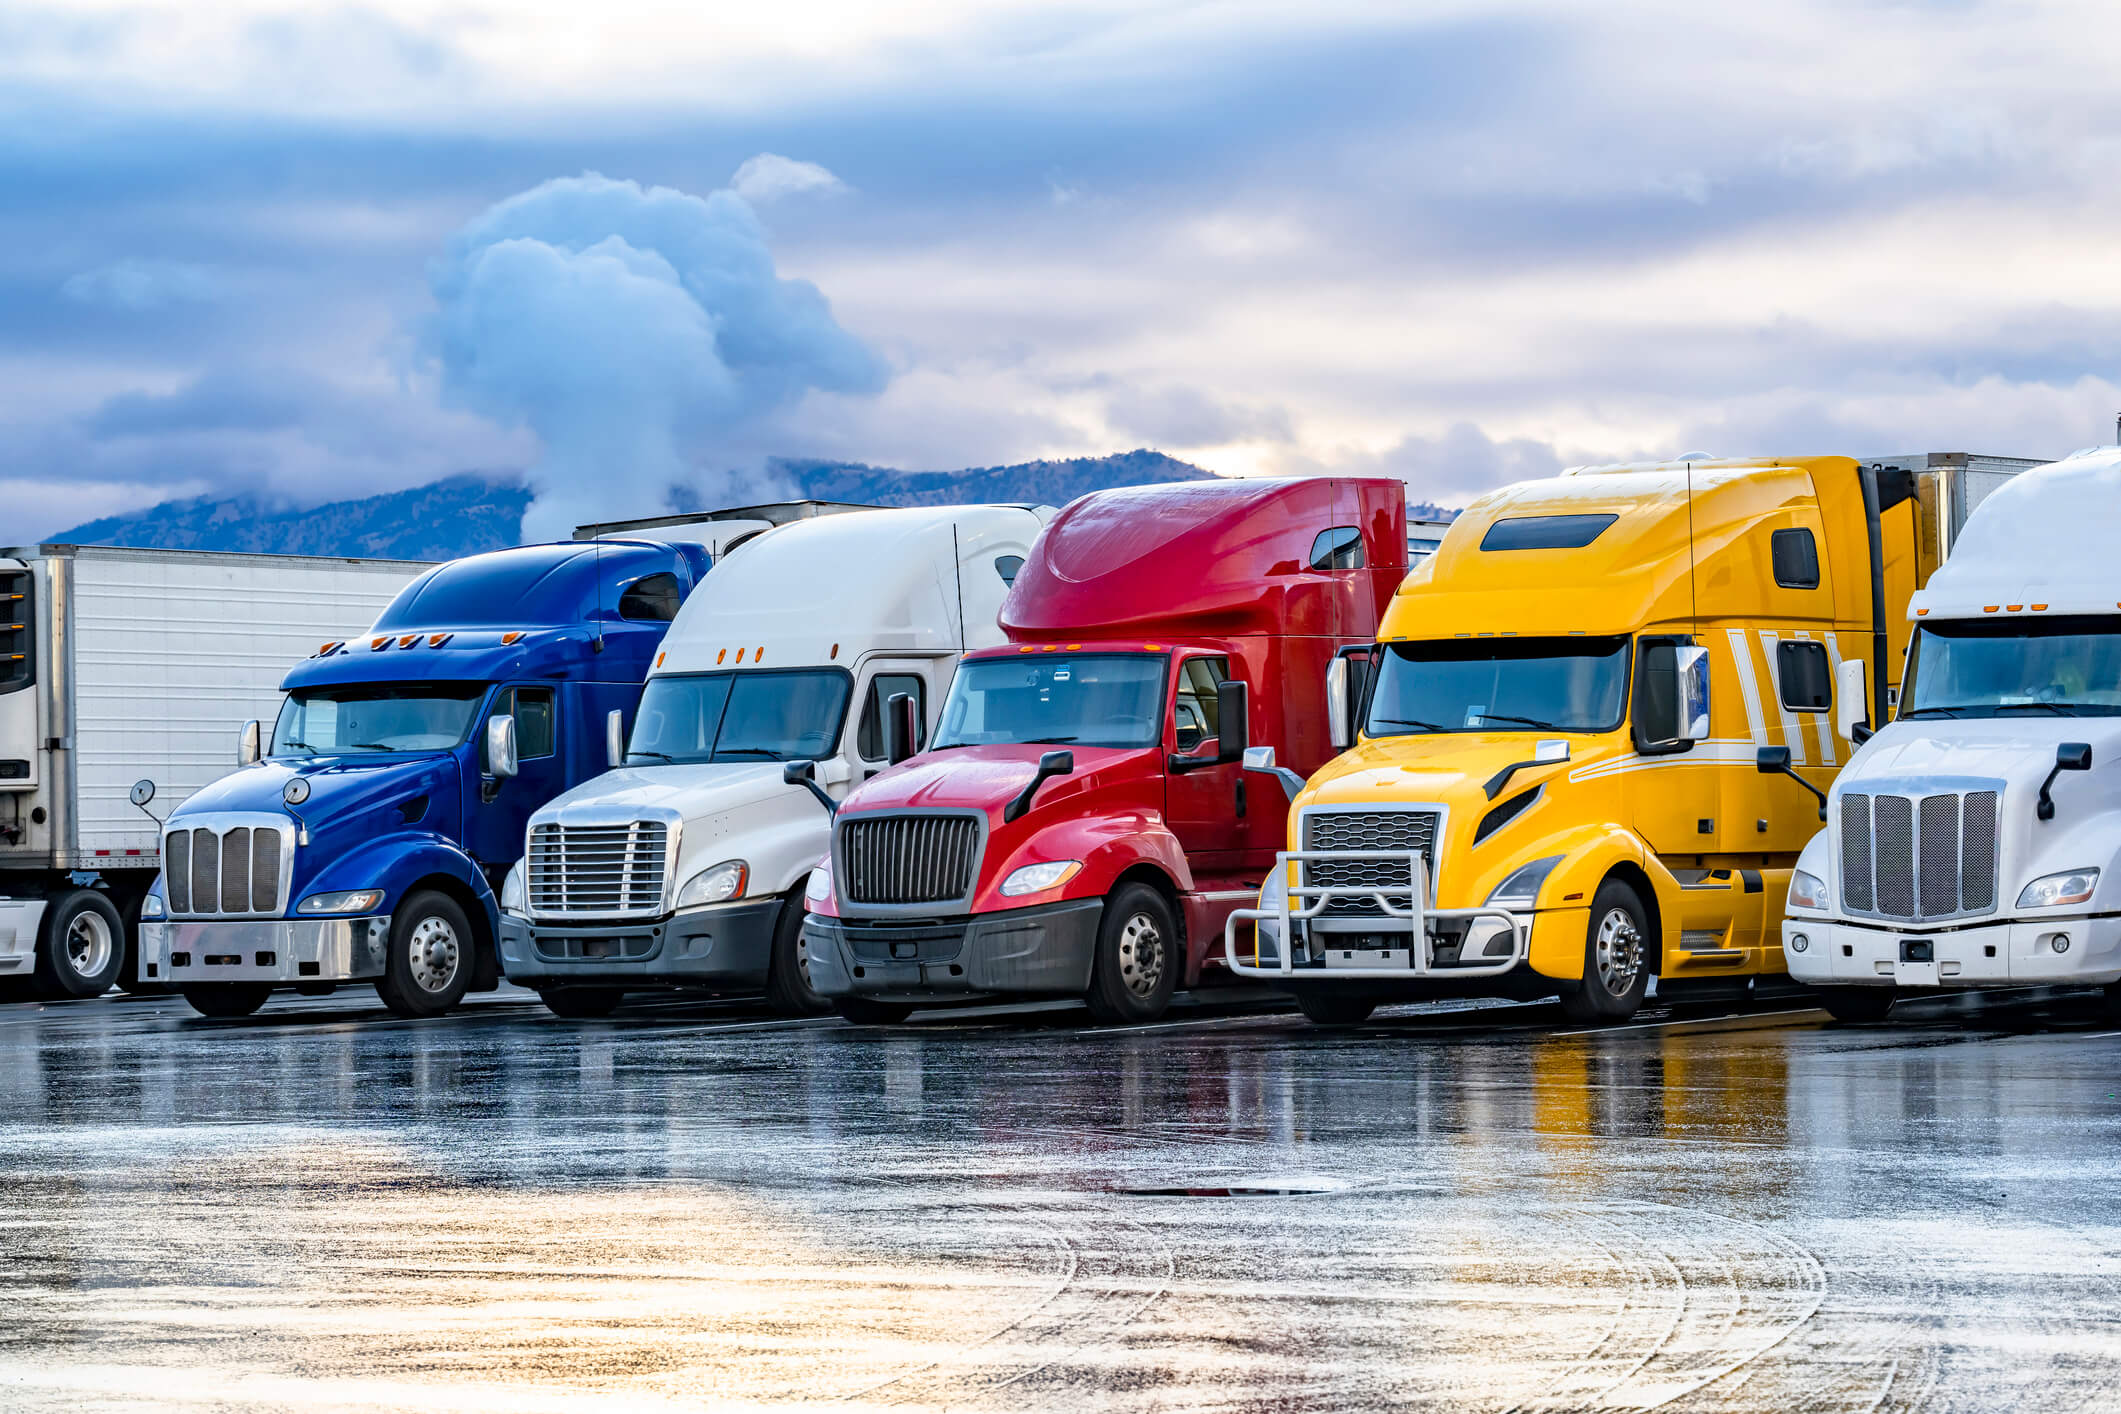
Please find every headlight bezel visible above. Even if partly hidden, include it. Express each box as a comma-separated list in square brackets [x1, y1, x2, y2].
[1485, 854, 1564, 912]
[1786, 868, 1828, 912]
[675, 859, 749, 911]
[2017, 868, 2100, 911]
[296, 889, 386, 916]
[1000, 860, 1084, 898]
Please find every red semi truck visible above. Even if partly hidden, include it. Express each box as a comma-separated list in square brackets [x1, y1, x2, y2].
[799, 476, 1407, 1023]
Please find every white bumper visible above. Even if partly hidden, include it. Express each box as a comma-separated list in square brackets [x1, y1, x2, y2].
[1782, 915, 2121, 988]
[0, 899, 46, 975]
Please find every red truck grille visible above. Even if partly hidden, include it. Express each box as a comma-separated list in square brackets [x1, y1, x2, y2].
[837, 813, 982, 908]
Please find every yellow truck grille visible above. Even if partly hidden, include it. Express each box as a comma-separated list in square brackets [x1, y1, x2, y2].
[1300, 809, 1440, 918]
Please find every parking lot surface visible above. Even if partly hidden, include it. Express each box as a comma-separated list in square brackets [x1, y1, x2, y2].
[2, 984, 2118, 1411]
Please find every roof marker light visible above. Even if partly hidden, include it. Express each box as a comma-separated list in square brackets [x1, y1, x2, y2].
[737, 648, 747, 663]
[1983, 606, 1999, 614]
[427, 633, 452, 647]
[502, 631, 525, 645]
[716, 649, 727, 664]
[371, 636, 390, 650]
[1019, 646, 1035, 653]
[831, 643, 840, 659]
[1916, 608, 1928, 616]
[1042, 645, 1058, 652]
[398, 634, 419, 648]
[755, 645, 764, 661]
[317, 641, 343, 656]
[2007, 605, 2023, 612]
[2032, 603, 2048, 612]
[655, 652, 665, 668]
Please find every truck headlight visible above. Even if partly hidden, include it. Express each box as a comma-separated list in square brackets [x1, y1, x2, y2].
[140, 892, 166, 920]
[500, 864, 526, 915]
[1786, 869, 1827, 911]
[2018, 869, 2099, 909]
[1001, 860, 1082, 897]
[805, 862, 832, 903]
[676, 860, 748, 909]
[1485, 855, 1563, 911]
[297, 889, 385, 915]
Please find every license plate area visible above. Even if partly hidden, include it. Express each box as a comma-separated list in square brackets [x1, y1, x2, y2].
[1323, 947, 1410, 970]
[1895, 938, 1938, 986]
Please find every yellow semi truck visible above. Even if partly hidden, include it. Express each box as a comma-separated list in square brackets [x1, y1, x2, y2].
[1228, 453, 2035, 1024]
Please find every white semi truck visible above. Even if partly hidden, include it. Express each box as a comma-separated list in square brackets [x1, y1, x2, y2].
[0, 544, 428, 996]
[1780, 447, 2121, 1019]
[497, 503, 1054, 1017]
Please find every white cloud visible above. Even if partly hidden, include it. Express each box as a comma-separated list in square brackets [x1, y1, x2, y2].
[60, 258, 227, 310]
[730, 153, 848, 204]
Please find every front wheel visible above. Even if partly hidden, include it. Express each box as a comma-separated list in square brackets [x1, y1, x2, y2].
[183, 985, 272, 1018]
[1557, 879, 1652, 1024]
[764, 898, 829, 1016]
[1084, 883, 1179, 1024]
[374, 891, 475, 1019]
[1294, 991, 1377, 1026]
[540, 987, 625, 1019]
[1816, 987, 1896, 1024]
[34, 889, 126, 1000]
[834, 997, 913, 1025]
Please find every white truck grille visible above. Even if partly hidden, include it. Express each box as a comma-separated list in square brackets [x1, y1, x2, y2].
[163, 822, 292, 918]
[1840, 789, 1998, 922]
[1301, 809, 1440, 919]
[526, 822, 670, 918]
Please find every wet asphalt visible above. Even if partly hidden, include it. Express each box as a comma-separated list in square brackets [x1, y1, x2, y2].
[2, 981, 2119, 1412]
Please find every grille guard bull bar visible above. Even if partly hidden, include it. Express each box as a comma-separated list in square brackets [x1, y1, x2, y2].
[1222, 849, 1527, 980]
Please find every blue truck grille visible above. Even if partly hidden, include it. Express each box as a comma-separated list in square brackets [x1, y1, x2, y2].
[163, 824, 287, 918]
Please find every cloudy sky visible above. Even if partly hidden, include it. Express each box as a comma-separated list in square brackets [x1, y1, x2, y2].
[8, 0, 2121, 539]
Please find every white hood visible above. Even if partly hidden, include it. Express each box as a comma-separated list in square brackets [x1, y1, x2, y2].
[533, 763, 789, 827]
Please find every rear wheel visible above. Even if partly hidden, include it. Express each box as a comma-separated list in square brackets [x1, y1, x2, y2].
[1084, 883, 1179, 1024]
[834, 997, 913, 1025]
[34, 889, 126, 999]
[764, 897, 829, 1016]
[1816, 987, 1896, 1023]
[1557, 879, 1651, 1024]
[541, 987, 625, 1019]
[374, 891, 474, 1019]
[182, 985, 272, 1018]
[1294, 991, 1377, 1026]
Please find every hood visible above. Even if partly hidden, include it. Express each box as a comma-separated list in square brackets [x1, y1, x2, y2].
[533, 762, 791, 828]
[174, 754, 457, 825]
[840, 744, 1151, 821]
[1301, 733, 1622, 814]
[1838, 717, 2121, 801]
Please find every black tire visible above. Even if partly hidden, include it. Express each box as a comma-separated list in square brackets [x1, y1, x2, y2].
[112, 889, 153, 993]
[182, 985, 272, 1018]
[1084, 882, 1179, 1024]
[541, 987, 625, 1019]
[1816, 987, 1896, 1024]
[374, 890, 475, 1019]
[834, 997, 914, 1025]
[1295, 990, 1377, 1025]
[34, 889, 126, 999]
[1557, 878, 1652, 1024]
[764, 897, 829, 1016]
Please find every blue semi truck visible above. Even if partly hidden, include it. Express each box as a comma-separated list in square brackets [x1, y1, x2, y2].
[137, 535, 714, 1018]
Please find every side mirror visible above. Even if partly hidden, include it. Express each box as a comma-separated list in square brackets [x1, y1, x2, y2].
[129, 779, 156, 807]
[1675, 645, 1710, 741]
[783, 759, 838, 817]
[1835, 659, 1871, 744]
[1756, 745, 1826, 820]
[1216, 680, 1249, 762]
[1004, 750, 1074, 824]
[606, 709, 626, 769]
[1326, 657, 1352, 750]
[2038, 742, 2094, 822]
[885, 691, 920, 765]
[237, 719, 262, 766]
[486, 714, 519, 780]
[1243, 744, 1307, 803]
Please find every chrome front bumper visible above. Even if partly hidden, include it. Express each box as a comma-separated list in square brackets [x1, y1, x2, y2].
[1782, 915, 2121, 988]
[1223, 849, 1525, 980]
[140, 916, 392, 985]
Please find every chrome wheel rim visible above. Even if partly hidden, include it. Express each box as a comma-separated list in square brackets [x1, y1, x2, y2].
[407, 915, 461, 994]
[795, 929, 813, 987]
[66, 910, 114, 979]
[1116, 912, 1165, 998]
[1593, 907, 1642, 996]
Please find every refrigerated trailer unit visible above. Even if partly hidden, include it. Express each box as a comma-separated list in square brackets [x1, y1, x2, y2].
[0, 544, 429, 996]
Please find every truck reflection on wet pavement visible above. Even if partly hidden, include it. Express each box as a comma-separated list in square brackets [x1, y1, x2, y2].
[1, 987, 2117, 1411]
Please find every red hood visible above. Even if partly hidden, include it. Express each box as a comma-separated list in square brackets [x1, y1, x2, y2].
[841, 743, 1150, 820]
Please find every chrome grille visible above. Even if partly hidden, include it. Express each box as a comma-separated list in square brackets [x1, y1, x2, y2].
[1840, 787, 2000, 923]
[526, 822, 671, 918]
[838, 814, 981, 906]
[1301, 810, 1439, 918]
[163, 819, 292, 918]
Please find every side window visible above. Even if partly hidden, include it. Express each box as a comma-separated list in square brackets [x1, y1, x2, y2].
[1777, 640, 1832, 711]
[1307, 526, 1365, 571]
[856, 673, 927, 761]
[1770, 528, 1820, 590]
[618, 572, 683, 622]
[1173, 657, 1228, 752]
[995, 555, 1025, 588]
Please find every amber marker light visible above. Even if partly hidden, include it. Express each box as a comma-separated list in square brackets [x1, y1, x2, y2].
[501, 631, 525, 645]
[427, 633, 452, 647]
[717, 648, 727, 664]
[2032, 604, 2048, 611]
[2007, 605, 2023, 612]
[370, 636, 390, 650]
[1983, 606, 2000, 614]
[397, 634, 419, 647]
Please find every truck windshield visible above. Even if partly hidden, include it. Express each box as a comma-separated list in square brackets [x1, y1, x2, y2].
[627, 669, 852, 764]
[1903, 616, 2121, 717]
[932, 654, 1166, 750]
[1368, 637, 1629, 735]
[271, 683, 488, 756]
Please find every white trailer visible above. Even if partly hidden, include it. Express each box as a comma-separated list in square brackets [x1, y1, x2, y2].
[497, 503, 1054, 1017]
[0, 544, 429, 996]
[1781, 447, 2121, 1019]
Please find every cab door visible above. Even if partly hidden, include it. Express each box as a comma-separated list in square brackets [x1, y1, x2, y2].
[467, 683, 565, 868]
[849, 662, 933, 788]
[1163, 655, 1246, 873]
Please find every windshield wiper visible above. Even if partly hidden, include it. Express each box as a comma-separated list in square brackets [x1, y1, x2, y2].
[344, 742, 398, 752]
[1995, 701, 2072, 715]
[1373, 717, 1451, 733]
[1900, 705, 1975, 719]
[1022, 735, 1080, 744]
[710, 747, 783, 760]
[278, 739, 317, 754]
[1470, 713, 1563, 730]
[627, 750, 678, 763]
